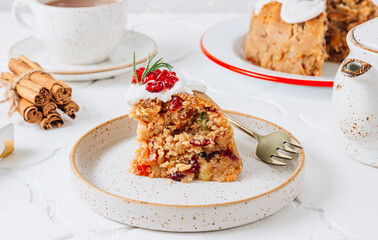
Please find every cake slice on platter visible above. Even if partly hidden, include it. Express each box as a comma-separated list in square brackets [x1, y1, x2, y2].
[125, 54, 242, 183]
[244, 0, 378, 76]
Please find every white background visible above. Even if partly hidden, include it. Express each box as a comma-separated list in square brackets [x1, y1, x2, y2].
[0, 0, 255, 12]
[1, 1, 378, 240]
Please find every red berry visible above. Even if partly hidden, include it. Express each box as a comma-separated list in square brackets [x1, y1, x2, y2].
[179, 108, 194, 120]
[170, 71, 176, 76]
[144, 71, 158, 84]
[170, 76, 179, 83]
[205, 106, 218, 113]
[169, 96, 183, 111]
[169, 173, 184, 181]
[132, 67, 145, 84]
[222, 150, 239, 161]
[157, 70, 170, 82]
[164, 76, 176, 89]
[186, 155, 199, 174]
[132, 75, 138, 84]
[190, 139, 211, 147]
[145, 81, 164, 93]
[156, 69, 162, 75]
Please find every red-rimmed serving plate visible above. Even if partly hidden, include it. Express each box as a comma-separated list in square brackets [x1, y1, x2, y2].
[200, 17, 339, 87]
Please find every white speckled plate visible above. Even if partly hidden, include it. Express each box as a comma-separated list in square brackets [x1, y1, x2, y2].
[201, 16, 339, 87]
[8, 31, 157, 81]
[70, 111, 305, 232]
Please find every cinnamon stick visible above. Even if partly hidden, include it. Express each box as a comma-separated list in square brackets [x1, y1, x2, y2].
[56, 80, 72, 94]
[8, 57, 71, 104]
[19, 55, 43, 70]
[0, 72, 51, 106]
[52, 80, 72, 105]
[58, 100, 79, 119]
[18, 98, 43, 123]
[0, 72, 15, 82]
[2, 56, 78, 130]
[8, 58, 56, 89]
[41, 102, 57, 117]
[40, 113, 64, 130]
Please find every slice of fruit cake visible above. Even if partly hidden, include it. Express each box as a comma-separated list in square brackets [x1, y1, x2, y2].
[125, 54, 242, 183]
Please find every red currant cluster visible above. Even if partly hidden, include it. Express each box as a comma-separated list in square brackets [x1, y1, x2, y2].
[132, 67, 179, 93]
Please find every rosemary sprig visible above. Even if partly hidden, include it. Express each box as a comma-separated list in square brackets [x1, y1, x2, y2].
[140, 52, 157, 81]
[132, 52, 174, 85]
[132, 52, 141, 85]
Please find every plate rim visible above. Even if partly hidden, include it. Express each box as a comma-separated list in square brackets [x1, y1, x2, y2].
[70, 110, 305, 208]
[8, 31, 158, 75]
[200, 17, 334, 87]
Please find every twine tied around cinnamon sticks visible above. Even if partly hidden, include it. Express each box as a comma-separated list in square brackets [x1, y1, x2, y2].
[0, 69, 45, 116]
[0, 55, 79, 130]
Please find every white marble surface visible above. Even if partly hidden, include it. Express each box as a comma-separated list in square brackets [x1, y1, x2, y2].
[0, 12, 377, 240]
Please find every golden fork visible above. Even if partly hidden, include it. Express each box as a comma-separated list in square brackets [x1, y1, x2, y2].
[225, 113, 303, 166]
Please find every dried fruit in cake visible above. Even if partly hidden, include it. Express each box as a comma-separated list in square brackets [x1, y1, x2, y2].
[126, 54, 242, 183]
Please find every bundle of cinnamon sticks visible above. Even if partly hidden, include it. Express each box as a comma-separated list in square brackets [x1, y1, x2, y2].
[0, 55, 79, 130]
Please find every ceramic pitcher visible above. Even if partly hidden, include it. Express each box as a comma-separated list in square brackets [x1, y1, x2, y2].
[332, 17, 378, 167]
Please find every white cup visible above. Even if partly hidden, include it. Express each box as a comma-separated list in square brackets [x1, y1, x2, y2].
[12, 0, 127, 65]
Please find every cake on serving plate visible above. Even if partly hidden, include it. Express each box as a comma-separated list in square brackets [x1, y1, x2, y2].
[244, 0, 378, 76]
[125, 54, 242, 183]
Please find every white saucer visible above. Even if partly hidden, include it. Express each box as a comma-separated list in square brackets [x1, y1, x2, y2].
[70, 111, 305, 232]
[8, 31, 158, 81]
[201, 17, 339, 87]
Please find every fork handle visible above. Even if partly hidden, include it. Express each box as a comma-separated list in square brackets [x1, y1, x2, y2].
[225, 113, 260, 140]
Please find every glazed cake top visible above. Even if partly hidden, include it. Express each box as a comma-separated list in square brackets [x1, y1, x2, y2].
[254, 0, 325, 23]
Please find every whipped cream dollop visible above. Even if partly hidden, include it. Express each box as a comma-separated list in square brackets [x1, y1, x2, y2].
[125, 79, 207, 105]
[254, 0, 325, 24]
